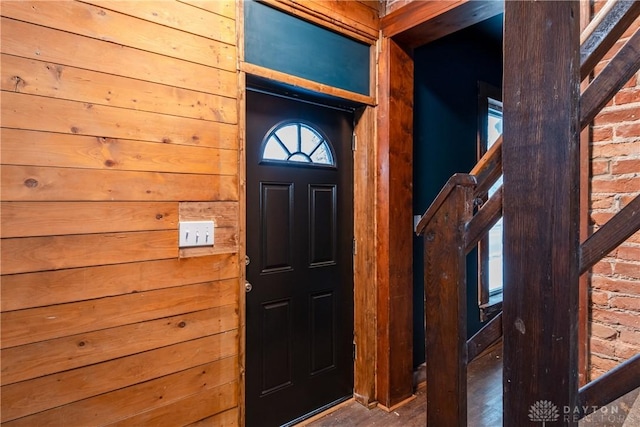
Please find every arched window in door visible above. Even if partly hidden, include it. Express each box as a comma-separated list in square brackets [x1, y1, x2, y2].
[261, 121, 336, 167]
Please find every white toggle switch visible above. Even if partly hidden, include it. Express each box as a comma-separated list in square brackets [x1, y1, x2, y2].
[179, 221, 214, 248]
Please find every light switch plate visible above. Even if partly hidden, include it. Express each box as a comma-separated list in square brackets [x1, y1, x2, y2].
[179, 221, 214, 248]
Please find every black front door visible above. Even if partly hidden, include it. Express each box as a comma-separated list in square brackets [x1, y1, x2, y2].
[246, 90, 354, 426]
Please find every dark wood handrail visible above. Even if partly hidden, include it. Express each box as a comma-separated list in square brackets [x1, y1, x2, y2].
[470, 135, 503, 198]
[465, 186, 503, 254]
[578, 353, 640, 418]
[581, 27, 640, 128]
[415, 173, 476, 235]
[467, 312, 503, 364]
[580, 194, 640, 274]
[580, 0, 640, 79]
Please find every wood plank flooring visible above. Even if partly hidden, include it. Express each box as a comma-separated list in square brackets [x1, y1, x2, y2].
[303, 343, 503, 427]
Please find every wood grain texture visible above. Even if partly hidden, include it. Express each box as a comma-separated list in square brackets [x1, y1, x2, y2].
[1, 17, 237, 96]
[2, 305, 238, 385]
[4, 358, 238, 427]
[186, 408, 239, 427]
[0, 332, 238, 422]
[1, 254, 239, 311]
[1, 54, 238, 123]
[1, 165, 238, 202]
[376, 36, 414, 409]
[1, 1, 236, 71]
[2, 92, 237, 149]
[422, 184, 473, 426]
[1, 279, 238, 348]
[381, 0, 503, 48]
[85, 0, 237, 45]
[179, 0, 236, 19]
[502, 2, 580, 424]
[353, 106, 377, 407]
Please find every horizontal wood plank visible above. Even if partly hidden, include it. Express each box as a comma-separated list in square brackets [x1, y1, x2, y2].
[1, 18, 236, 96]
[1, 1, 236, 71]
[180, 201, 239, 228]
[1, 54, 238, 123]
[84, 0, 236, 45]
[1, 279, 238, 349]
[1, 201, 178, 238]
[1, 165, 238, 202]
[186, 408, 239, 427]
[1, 128, 237, 175]
[179, 0, 236, 20]
[2, 92, 237, 149]
[0, 332, 238, 422]
[108, 381, 238, 426]
[4, 357, 238, 427]
[1, 230, 178, 275]
[2, 306, 238, 385]
[1, 254, 239, 311]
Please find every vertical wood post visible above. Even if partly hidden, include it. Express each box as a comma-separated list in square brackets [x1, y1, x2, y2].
[376, 36, 414, 409]
[423, 182, 474, 426]
[502, 1, 581, 425]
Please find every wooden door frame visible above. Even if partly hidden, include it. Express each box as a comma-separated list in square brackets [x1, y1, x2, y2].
[378, 0, 590, 408]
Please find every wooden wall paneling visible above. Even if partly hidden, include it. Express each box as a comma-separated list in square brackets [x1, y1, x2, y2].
[1, 166, 238, 202]
[260, 0, 379, 44]
[376, 36, 414, 410]
[1, 54, 237, 123]
[2, 92, 237, 150]
[179, 0, 236, 20]
[1, 231, 177, 275]
[106, 381, 238, 427]
[353, 106, 378, 407]
[1, 129, 237, 175]
[178, 202, 240, 258]
[2, 305, 238, 385]
[502, 1, 580, 424]
[84, 0, 237, 45]
[4, 357, 238, 427]
[1, 254, 239, 312]
[0, 332, 238, 423]
[1, 1, 236, 71]
[1, 201, 178, 238]
[1, 279, 238, 349]
[186, 408, 239, 427]
[1, 18, 236, 96]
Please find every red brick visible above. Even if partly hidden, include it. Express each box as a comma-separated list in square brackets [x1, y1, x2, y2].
[623, 74, 638, 89]
[591, 290, 610, 306]
[591, 160, 610, 176]
[617, 246, 640, 262]
[611, 158, 640, 175]
[590, 193, 614, 209]
[590, 212, 614, 227]
[620, 194, 640, 209]
[591, 141, 639, 158]
[602, 39, 627, 62]
[614, 262, 640, 280]
[616, 122, 640, 138]
[610, 295, 640, 310]
[590, 354, 621, 373]
[592, 261, 614, 275]
[590, 322, 618, 340]
[614, 342, 638, 359]
[614, 87, 640, 105]
[591, 337, 616, 356]
[592, 307, 640, 329]
[591, 126, 613, 142]
[621, 17, 640, 39]
[591, 176, 640, 193]
[628, 229, 640, 244]
[619, 329, 640, 346]
[592, 276, 640, 294]
[594, 105, 640, 126]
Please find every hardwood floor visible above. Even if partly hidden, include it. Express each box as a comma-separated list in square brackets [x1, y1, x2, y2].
[302, 343, 503, 427]
[301, 340, 639, 426]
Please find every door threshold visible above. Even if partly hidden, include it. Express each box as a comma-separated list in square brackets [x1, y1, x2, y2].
[289, 396, 355, 426]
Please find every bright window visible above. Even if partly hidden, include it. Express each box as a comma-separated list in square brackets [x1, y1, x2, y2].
[262, 122, 335, 166]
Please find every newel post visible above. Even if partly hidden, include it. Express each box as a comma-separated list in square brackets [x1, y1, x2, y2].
[502, 1, 581, 425]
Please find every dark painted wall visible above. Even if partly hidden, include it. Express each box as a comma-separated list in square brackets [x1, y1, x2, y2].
[412, 15, 503, 368]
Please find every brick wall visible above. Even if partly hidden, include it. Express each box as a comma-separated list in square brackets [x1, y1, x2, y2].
[588, 5, 640, 378]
